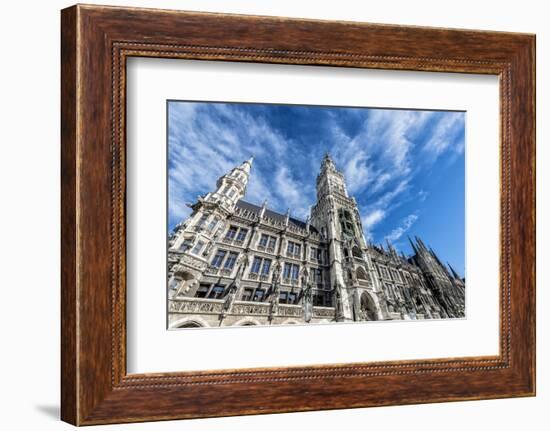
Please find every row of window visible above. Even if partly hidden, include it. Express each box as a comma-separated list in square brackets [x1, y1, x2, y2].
[210, 249, 324, 285]
[179, 222, 327, 263]
[377, 264, 411, 284]
[194, 283, 332, 306]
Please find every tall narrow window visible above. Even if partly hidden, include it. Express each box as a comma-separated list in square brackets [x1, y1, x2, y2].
[287, 242, 294, 255]
[259, 234, 269, 247]
[179, 238, 193, 252]
[191, 240, 205, 255]
[283, 262, 292, 279]
[291, 264, 300, 280]
[310, 247, 317, 260]
[211, 249, 227, 268]
[251, 256, 262, 273]
[207, 216, 219, 232]
[224, 251, 238, 269]
[268, 236, 277, 249]
[236, 228, 248, 242]
[196, 213, 208, 227]
[261, 258, 272, 275]
[225, 226, 238, 240]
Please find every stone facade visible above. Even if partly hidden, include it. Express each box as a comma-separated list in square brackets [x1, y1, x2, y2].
[167, 154, 465, 328]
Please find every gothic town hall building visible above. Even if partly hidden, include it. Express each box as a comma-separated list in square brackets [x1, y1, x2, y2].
[167, 154, 465, 328]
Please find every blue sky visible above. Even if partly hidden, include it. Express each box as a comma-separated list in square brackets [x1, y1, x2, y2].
[168, 101, 465, 276]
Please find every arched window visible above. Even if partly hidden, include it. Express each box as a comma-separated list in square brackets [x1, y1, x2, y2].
[352, 246, 362, 258]
[360, 292, 377, 321]
[356, 267, 369, 280]
[177, 321, 203, 328]
[240, 321, 257, 326]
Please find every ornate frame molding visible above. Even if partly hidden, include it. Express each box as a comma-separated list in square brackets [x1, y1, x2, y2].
[61, 4, 535, 425]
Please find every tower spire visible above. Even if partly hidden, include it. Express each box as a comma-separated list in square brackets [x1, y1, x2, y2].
[408, 235, 418, 253]
[239, 156, 254, 174]
[448, 263, 461, 279]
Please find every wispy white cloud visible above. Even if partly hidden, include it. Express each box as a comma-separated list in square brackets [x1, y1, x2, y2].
[274, 166, 310, 219]
[385, 213, 419, 243]
[168, 102, 464, 256]
[361, 209, 386, 241]
[422, 111, 464, 159]
[168, 103, 319, 227]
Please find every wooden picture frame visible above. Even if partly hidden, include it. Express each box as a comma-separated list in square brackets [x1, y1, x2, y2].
[61, 4, 535, 425]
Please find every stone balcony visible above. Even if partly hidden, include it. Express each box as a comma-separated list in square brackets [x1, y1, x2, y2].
[168, 297, 336, 320]
[171, 253, 208, 274]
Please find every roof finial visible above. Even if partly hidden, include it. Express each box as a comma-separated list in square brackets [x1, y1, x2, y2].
[260, 199, 268, 218]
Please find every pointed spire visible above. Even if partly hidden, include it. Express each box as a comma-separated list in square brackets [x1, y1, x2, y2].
[448, 263, 461, 279]
[260, 199, 268, 218]
[415, 236, 428, 252]
[321, 152, 336, 171]
[239, 156, 254, 174]
[285, 208, 290, 226]
[408, 235, 418, 254]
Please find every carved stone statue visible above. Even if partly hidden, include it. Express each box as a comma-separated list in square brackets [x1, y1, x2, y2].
[272, 260, 281, 283]
[270, 282, 280, 317]
[235, 253, 249, 280]
[300, 266, 309, 287]
[303, 281, 313, 323]
[223, 281, 238, 311]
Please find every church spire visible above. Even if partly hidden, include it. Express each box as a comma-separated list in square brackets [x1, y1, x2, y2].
[240, 155, 254, 174]
[408, 235, 418, 254]
[448, 263, 461, 279]
[208, 157, 254, 211]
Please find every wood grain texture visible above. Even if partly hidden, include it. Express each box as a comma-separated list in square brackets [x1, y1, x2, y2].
[60, 4, 536, 425]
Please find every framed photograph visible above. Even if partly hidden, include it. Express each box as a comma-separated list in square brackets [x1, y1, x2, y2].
[61, 4, 535, 425]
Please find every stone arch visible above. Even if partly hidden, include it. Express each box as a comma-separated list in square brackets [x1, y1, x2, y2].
[360, 291, 378, 321]
[171, 316, 210, 329]
[233, 317, 262, 327]
[281, 319, 301, 325]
